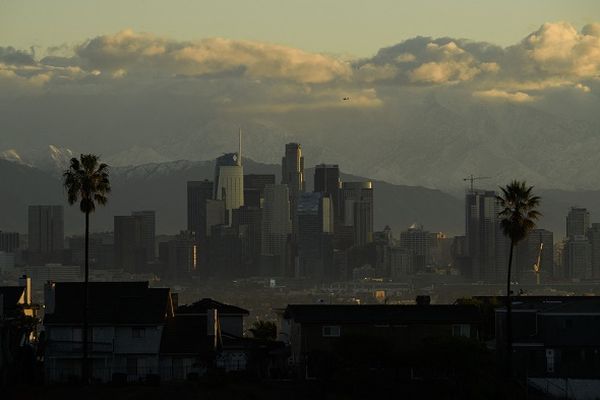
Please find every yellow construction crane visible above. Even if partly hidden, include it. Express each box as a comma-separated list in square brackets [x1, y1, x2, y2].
[463, 175, 491, 192]
[533, 242, 544, 285]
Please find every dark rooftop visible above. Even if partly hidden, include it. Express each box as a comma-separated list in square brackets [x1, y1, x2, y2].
[0, 286, 25, 318]
[177, 298, 249, 316]
[44, 282, 172, 325]
[284, 304, 481, 324]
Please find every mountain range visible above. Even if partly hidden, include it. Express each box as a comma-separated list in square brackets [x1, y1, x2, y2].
[1, 150, 599, 240]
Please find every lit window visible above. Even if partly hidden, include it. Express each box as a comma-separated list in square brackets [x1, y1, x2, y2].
[322, 325, 341, 337]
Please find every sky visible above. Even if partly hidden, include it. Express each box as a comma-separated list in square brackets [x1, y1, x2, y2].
[1, 1, 600, 192]
[1, 0, 599, 57]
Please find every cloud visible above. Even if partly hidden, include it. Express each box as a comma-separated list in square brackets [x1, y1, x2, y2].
[473, 89, 535, 102]
[74, 29, 352, 84]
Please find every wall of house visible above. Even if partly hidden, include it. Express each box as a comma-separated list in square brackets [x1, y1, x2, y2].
[220, 315, 244, 337]
[114, 326, 163, 354]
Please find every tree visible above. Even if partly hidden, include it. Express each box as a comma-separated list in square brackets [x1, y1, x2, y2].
[249, 320, 277, 340]
[63, 154, 111, 383]
[496, 180, 540, 378]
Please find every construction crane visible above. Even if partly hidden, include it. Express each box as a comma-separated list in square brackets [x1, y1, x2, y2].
[533, 242, 543, 285]
[463, 174, 491, 192]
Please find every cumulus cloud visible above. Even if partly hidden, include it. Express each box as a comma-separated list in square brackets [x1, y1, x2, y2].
[75, 29, 352, 84]
[473, 89, 535, 102]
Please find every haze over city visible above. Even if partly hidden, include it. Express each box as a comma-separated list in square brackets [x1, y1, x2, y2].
[2, 1, 600, 399]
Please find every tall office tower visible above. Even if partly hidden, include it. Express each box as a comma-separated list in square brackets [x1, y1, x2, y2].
[282, 143, 305, 197]
[464, 190, 509, 282]
[588, 223, 600, 278]
[566, 207, 590, 238]
[244, 174, 276, 208]
[132, 210, 156, 261]
[114, 215, 145, 273]
[314, 164, 341, 223]
[187, 180, 213, 241]
[213, 131, 244, 225]
[158, 231, 197, 279]
[260, 184, 291, 275]
[205, 199, 226, 237]
[399, 224, 433, 272]
[0, 231, 20, 252]
[232, 205, 263, 275]
[341, 181, 374, 246]
[563, 236, 591, 280]
[515, 228, 554, 283]
[28, 205, 64, 263]
[297, 192, 334, 280]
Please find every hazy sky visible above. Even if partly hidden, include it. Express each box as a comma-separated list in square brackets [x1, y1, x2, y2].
[1, 0, 599, 56]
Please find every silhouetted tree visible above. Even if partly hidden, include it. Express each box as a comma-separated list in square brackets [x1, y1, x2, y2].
[63, 154, 110, 383]
[497, 180, 540, 378]
[249, 320, 277, 340]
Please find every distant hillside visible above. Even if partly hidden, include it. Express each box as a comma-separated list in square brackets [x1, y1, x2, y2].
[1, 158, 592, 239]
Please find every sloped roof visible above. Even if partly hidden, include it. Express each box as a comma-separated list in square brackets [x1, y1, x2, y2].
[284, 304, 480, 324]
[177, 298, 249, 315]
[0, 286, 25, 317]
[44, 281, 172, 325]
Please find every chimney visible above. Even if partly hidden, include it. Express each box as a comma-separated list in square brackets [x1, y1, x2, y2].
[44, 281, 56, 314]
[416, 295, 431, 306]
[207, 308, 218, 349]
[18, 275, 32, 305]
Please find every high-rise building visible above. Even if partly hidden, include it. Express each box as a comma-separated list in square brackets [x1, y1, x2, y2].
[588, 223, 600, 278]
[114, 215, 145, 273]
[341, 181, 374, 246]
[0, 231, 20, 253]
[232, 205, 263, 276]
[282, 143, 305, 198]
[244, 174, 275, 208]
[563, 236, 591, 280]
[158, 231, 197, 279]
[296, 192, 334, 280]
[132, 210, 156, 261]
[187, 180, 213, 241]
[28, 205, 64, 263]
[205, 199, 226, 237]
[399, 224, 432, 272]
[213, 152, 244, 225]
[260, 184, 291, 275]
[566, 207, 590, 238]
[464, 190, 509, 282]
[314, 164, 341, 223]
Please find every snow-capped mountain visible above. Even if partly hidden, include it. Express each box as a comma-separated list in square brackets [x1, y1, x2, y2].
[0, 145, 75, 173]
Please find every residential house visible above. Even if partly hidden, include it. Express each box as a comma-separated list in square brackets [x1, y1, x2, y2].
[43, 281, 174, 383]
[280, 303, 481, 378]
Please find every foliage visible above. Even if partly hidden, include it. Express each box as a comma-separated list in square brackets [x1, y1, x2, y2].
[496, 180, 541, 244]
[63, 154, 111, 214]
[248, 320, 277, 341]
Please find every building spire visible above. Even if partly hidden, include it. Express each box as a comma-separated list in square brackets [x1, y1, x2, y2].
[238, 126, 242, 166]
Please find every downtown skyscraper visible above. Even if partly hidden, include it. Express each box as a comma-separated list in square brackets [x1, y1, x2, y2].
[28, 205, 64, 264]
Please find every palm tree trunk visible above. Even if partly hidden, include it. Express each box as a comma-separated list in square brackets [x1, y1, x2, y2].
[505, 240, 514, 378]
[83, 210, 89, 383]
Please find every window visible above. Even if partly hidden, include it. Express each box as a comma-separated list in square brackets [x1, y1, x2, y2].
[132, 327, 145, 339]
[126, 357, 138, 376]
[322, 325, 341, 337]
[452, 324, 470, 338]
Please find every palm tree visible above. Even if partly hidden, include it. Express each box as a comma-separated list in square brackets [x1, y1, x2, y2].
[497, 180, 541, 377]
[63, 154, 111, 383]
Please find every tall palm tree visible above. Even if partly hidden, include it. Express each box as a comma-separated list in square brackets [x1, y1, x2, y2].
[497, 180, 541, 377]
[63, 154, 111, 383]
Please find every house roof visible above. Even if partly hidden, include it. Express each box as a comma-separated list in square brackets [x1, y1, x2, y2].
[283, 304, 481, 324]
[0, 286, 25, 317]
[44, 281, 172, 325]
[176, 298, 249, 316]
